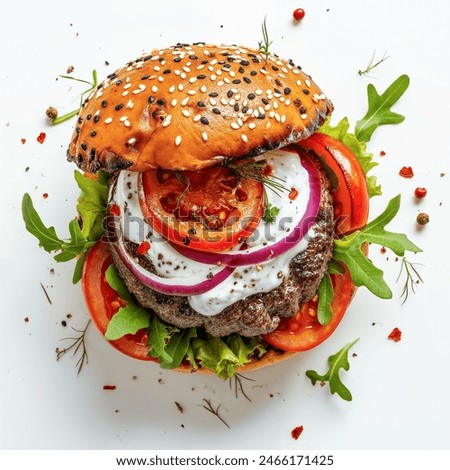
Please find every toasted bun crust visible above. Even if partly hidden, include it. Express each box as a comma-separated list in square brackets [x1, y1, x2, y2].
[68, 43, 333, 172]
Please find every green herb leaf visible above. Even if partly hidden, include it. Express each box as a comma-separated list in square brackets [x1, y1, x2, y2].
[104, 264, 133, 302]
[262, 203, 280, 223]
[157, 328, 197, 369]
[333, 195, 422, 298]
[355, 75, 410, 142]
[147, 317, 174, 364]
[22, 193, 64, 252]
[306, 338, 359, 401]
[317, 273, 334, 325]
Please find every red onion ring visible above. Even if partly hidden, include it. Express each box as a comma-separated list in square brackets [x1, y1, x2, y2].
[171, 153, 321, 267]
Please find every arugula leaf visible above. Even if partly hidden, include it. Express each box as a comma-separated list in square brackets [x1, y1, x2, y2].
[147, 317, 174, 364]
[306, 338, 359, 401]
[333, 195, 422, 298]
[104, 264, 133, 302]
[320, 117, 381, 198]
[157, 328, 197, 369]
[355, 74, 410, 142]
[317, 273, 334, 325]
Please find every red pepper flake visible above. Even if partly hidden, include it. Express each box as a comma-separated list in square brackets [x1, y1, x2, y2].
[36, 132, 46, 144]
[42, 193, 49, 199]
[399, 166, 414, 178]
[109, 204, 121, 216]
[288, 187, 299, 201]
[414, 187, 427, 199]
[103, 385, 117, 391]
[380, 246, 386, 254]
[379, 150, 386, 156]
[21, 138, 26, 145]
[136, 241, 151, 255]
[388, 327, 402, 342]
[293, 8, 306, 22]
[291, 425, 304, 440]
[24, 316, 29, 323]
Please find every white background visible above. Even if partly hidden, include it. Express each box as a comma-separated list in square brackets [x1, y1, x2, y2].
[1, 0, 449, 451]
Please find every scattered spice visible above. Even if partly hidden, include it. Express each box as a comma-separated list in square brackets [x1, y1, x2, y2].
[21, 138, 26, 144]
[399, 166, 414, 178]
[202, 399, 230, 428]
[416, 212, 429, 225]
[66, 65, 75, 74]
[103, 385, 117, 391]
[40, 282, 52, 304]
[42, 193, 48, 199]
[36, 132, 46, 144]
[136, 241, 151, 255]
[380, 246, 386, 254]
[175, 402, 184, 413]
[291, 425, 304, 440]
[414, 187, 427, 199]
[379, 150, 386, 156]
[46, 107, 58, 121]
[388, 327, 402, 342]
[293, 8, 306, 22]
[24, 316, 29, 323]
[56, 320, 91, 375]
[61, 320, 67, 327]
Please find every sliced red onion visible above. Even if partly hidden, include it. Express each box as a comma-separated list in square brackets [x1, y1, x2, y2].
[107, 214, 234, 297]
[171, 153, 321, 267]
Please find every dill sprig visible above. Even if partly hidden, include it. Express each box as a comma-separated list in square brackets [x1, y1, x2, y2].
[228, 160, 289, 197]
[50, 70, 98, 125]
[396, 257, 424, 304]
[201, 398, 230, 428]
[229, 373, 254, 402]
[358, 50, 389, 77]
[258, 16, 273, 60]
[56, 319, 91, 375]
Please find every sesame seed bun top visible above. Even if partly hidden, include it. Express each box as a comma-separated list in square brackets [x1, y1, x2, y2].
[68, 43, 333, 173]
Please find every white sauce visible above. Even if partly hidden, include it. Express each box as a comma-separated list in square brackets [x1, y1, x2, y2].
[111, 149, 312, 316]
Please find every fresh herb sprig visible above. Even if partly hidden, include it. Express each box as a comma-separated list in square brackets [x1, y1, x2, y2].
[358, 50, 389, 77]
[229, 373, 254, 402]
[202, 399, 230, 428]
[50, 70, 98, 125]
[306, 338, 359, 401]
[397, 257, 424, 304]
[258, 16, 272, 60]
[56, 319, 91, 375]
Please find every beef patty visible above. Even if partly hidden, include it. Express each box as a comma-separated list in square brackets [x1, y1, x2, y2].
[108, 162, 334, 337]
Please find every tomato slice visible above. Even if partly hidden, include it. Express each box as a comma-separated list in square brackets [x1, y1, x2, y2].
[82, 240, 153, 361]
[297, 133, 369, 235]
[263, 266, 354, 352]
[139, 164, 264, 252]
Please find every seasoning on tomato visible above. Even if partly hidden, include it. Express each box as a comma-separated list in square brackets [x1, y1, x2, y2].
[399, 166, 414, 178]
[139, 164, 264, 252]
[293, 8, 306, 21]
[414, 187, 427, 199]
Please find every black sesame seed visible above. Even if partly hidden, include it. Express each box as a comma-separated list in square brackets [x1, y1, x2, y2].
[75, 127, 81, 134]
[101, 100, 108, 108]
[90, 131, 97, 137]
[227, 57, 235, 62]
[252, 58, 260, 63]
[81, 143, 87, 151]
[187, 228, 197, 235]
[284, 87, 291, 95]
[243, 77, 251, 84]
[92, 161, 101, 172]
[238, 67, 245, 73]
[232, 79, 241, 84]
[262, 98, 269, 105]
[271, 66, 279, 71]
[89, 148, 96, 161]
[240, 60, 250, 66]
[115, 103, 124, 110]
[223, 63, 231, 68]
[273, 88, 281, 95]
[197, 101, 206, 107]
[163, 69, 171, 74]
[242, 106, 248, 113]
[148, 96, 155, 104]
[299, 106, 307, 114]
[233, 103, 239, 112]
[227, 90, 234, 98]
[93, 115, 100, 123]
[173, 57, 182, 63]
[200, 116, 209, 125]
[189, 55, 199, 60]
[77, 154, 83, 162]
[212, 108, 221, 114]
[303, 89, 310, 95]
[107, 72, 117, 79]
[208, 92, 219, 97]
[250, 70, 257, 76]
[294, 98, 302, 107]
[156, 99, 165, 106]
[140, 75, 150, 80]
[201, 59, 209, 64]
[77, 117, 83, 124]
[142, 55, 152, 61]
[86, 114, 92, 121]
[116, 79, 123, 85]
[256, 114, 266, 119]
[183, 236, 191, 246]
[197, 74, 206, 79]
[247, 93, 256, 100]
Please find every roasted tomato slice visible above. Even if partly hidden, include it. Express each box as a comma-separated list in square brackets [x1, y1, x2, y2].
[139, 164, 264, 252]
[296, 133, 369, 235]
[82, 240, 153, 361]
[263, 266, 354, 352]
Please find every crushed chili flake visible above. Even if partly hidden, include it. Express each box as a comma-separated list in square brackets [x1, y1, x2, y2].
[109, 204, 121, 216]
[379, 150, 386, 156]
[42, 193, 49, 199]
[136, 241, 151, 255]
[21, 138, 26, 144]
[103, 385, 117, 391]
[289, 187, 299, 200]
[380, 246, 386, 254]
[24, 316, 29, 323]
[291, 425, 304, 440]
[399, 166, 414, 178]
[388, 327, 402, 342]
[36, 132, 46, 144]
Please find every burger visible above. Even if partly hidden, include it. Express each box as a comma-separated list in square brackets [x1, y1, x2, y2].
[25, 42, 376, 378]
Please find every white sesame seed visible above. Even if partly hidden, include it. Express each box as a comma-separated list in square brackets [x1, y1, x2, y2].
[235, 94, 241, 101]
[154, 65, 161, 71]
[139, 84, 146, 91]
[305, 79, 311, 87]
[124, 120, 131, 127]
[126, 100, 134, 109]
[229, 70, 236, 78]
[104, 117, 113, 124]
[301, 114, 307, 120]
[197, 64, 205, 70]
[278, 73, 286, 79]
[285, 99, 291, 106]
[260, 68, 268, 75]
[210, 74, 217, 81]
[158, 76, 164, 83]
[120, 116, 128, 122]
[182, 110, 190, 117]
[178, 84, 184, 91]
[231, 122, 240, 130]
[174, 70, 181, 76]
[181, 97, 189, 106]
[180, 73, 187, 79]
[241, 134, 248, 143]
[224, 77, 231, 84]
[312, 96, 319, 103]
[183, 66, 191, 73]
[320, 93, 326, 100]
[202, 132, 208, 142]
[269, 111, 275, 118]
[279, 96, 285, 103]
[152, 86, 158, 93]
[133, 89, 142, 95]
[127, 137, 136, 145]
[208, 65, 214, 72]
[175, 135, 182, 146]
[194, 114, 201, 122]
[126, 77, 131, 83]
[171, 98, 177, 107]
[220, 98, 228, 105]
[169, 85, 176, 93]
[189, 77, 197, 84]
[122, 91, 129, 97]
[123, 83, 132, 90]
[255, 89, 263, 95]
[162, 118, 171, 127]
[296, 80, 302, 87]
[273, 101, 279, 109]
[187, 90, 197, 95]
[229, 98, 236, 106]
[237, 118, 243, 127]
[258, 106, 265, 115]
[293, 69, 300, 74]
[200, 85, 207, 93]
[217, 80, 224, 86]
[281, 67, 288, 74]
[216, 70, 222, 76]
[264, 104, 270, 111]
[209, 98, 217, 106]
[281, 115, 286, 123]
[210, 59, 217, 65]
